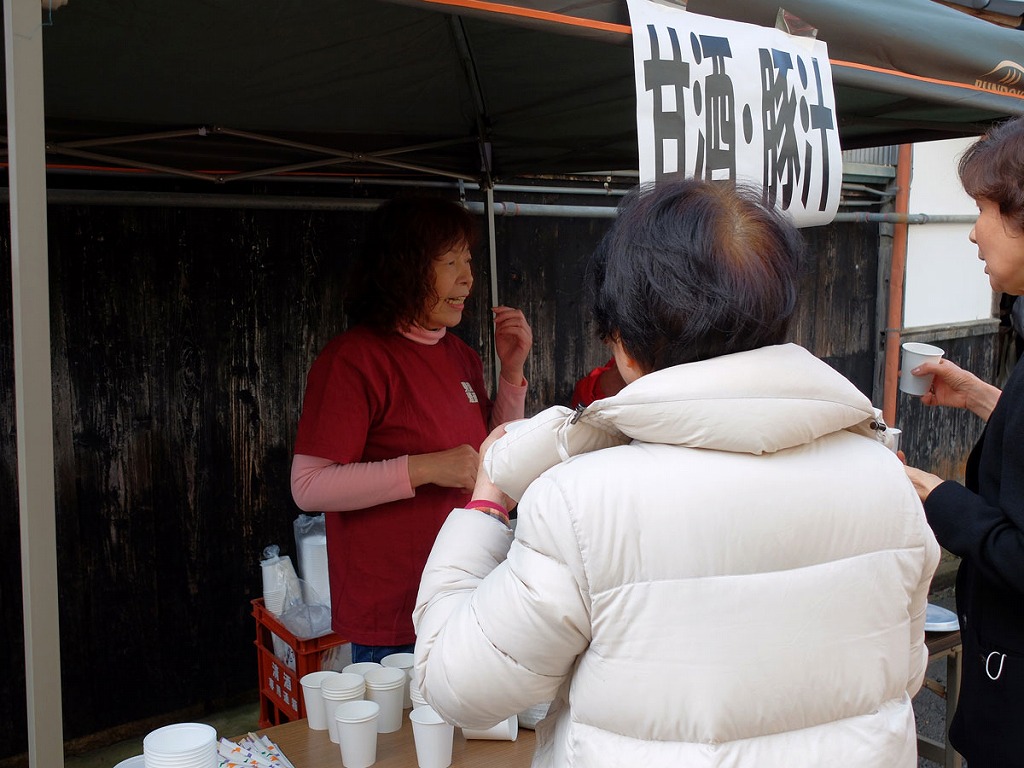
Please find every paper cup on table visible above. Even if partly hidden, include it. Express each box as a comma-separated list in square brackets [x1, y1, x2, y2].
[462, 714, 519, 741]
[410, 706, 454, 768]
[335, 700, 380, 768]
[323, 672, 367, 744]
[364, 666, 406, 733]
[343, 661, 383, 678]
[381, 652, 414, 708]
[900, 342, 944, 395]
[300, 670, 338, 730]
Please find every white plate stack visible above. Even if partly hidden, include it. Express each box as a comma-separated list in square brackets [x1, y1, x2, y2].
[143, 723, 217, 768]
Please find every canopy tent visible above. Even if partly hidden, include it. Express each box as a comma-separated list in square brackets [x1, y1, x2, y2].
[5, 2, 1024, 767]
[13, 0, 1024, 185]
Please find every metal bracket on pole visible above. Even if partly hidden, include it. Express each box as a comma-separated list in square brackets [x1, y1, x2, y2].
[486, 184, 501, 391]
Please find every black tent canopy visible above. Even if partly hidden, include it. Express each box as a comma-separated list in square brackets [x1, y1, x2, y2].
[19, 0, 1024, 185]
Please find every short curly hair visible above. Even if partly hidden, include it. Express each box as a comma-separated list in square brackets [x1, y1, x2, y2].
[346, 197, 478, 330]
[592, 178, 805, 373]
[959, 115, 1024, 231]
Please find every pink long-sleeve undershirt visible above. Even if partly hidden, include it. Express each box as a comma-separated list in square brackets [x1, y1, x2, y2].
[290, 327, 527, 513]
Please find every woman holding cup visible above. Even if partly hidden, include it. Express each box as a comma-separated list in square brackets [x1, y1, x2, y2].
[414, 179, 938, 767]
[904, 115, 1024, 768]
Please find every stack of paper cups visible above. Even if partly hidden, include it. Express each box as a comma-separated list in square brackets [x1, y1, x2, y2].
[323, 672, 366, 744]
[300, 533, 331, 605]
[261, 555, 287, 615]
[410, 678, 427, 709]
[381, 652, 414, 709]
[143, 723, 217, 768]
[363, 666, 407, 733]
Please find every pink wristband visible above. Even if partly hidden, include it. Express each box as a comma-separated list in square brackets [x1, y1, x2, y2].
[465, 499, 510, 524]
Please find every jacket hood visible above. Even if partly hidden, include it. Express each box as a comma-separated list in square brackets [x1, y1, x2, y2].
[486, 344, 888, 501]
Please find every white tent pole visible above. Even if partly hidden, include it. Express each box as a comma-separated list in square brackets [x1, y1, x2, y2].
[4, 1, 64, 766]
[485, 185, 501, 391]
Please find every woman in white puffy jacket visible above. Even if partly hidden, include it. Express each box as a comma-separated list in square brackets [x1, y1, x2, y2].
[413, 179, 940, 768]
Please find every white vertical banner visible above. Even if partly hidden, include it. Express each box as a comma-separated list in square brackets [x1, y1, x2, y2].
[626, 0, 842, 227]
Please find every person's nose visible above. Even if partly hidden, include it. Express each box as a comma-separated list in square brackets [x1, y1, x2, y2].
[460, 259, 473, 287]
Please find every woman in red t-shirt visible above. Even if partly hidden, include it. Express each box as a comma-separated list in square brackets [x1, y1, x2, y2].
[570, 356, 627, 408]
[291, 197, 532, 663]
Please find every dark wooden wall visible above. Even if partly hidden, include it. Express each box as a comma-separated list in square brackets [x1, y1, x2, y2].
[0, 189, 994, 761]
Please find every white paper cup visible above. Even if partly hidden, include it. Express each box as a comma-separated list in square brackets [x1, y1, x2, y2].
[517, 701, 551, 730]
[900, 342, 944, 395]
[335, 700, 380, 768]
[343, 661, 384, 678]
[323, 672, 367, 744]
[381, 652, 415, 708]
[462, 714, 519, 741]
[300, 670, 338, 730]
[885, 427, 902, 454]
[410, 706, 454, 768]
[364, 666, 406, 733]
[410, 680, 427, 709]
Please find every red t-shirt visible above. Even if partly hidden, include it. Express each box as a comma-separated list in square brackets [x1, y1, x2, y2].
[570, 358, 618, 408]
[294, 326, 490, 645]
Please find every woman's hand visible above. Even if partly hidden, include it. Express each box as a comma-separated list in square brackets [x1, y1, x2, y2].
[408, 444, 479, 491]
[904, 465, 944, 502]
[914, 358, 1001, 421]
[470, 424, 516, 509]
[492, 306, 533, 385]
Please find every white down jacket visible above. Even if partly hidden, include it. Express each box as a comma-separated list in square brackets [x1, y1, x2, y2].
[413, 344, 940, 768]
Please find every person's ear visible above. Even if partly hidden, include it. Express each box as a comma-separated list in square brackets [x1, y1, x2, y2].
[610, 338, 644, 383]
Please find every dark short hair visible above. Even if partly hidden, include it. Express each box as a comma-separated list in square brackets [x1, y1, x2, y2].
[592, 178, 805, 372]
[959, 115, 1024, 231]
[346, 197, 478, 330]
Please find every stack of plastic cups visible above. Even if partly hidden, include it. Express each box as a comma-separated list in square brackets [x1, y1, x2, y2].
[363, 666, 407, 733]
[381, 652, 415, 709]
[143, 723, 217, 768]
[323, 672, 366, 744]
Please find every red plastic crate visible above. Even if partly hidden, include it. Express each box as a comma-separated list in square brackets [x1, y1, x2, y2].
[251, 597, 348, 728]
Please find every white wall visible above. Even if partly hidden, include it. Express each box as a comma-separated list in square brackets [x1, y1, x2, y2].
[903, 137, 992, 328]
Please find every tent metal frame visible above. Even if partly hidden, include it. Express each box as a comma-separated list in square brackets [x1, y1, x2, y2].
[44, 126, 485, 184]
[5, 0, 63, 766]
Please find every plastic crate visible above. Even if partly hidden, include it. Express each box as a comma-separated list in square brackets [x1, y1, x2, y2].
[251, 597, 349, 728]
